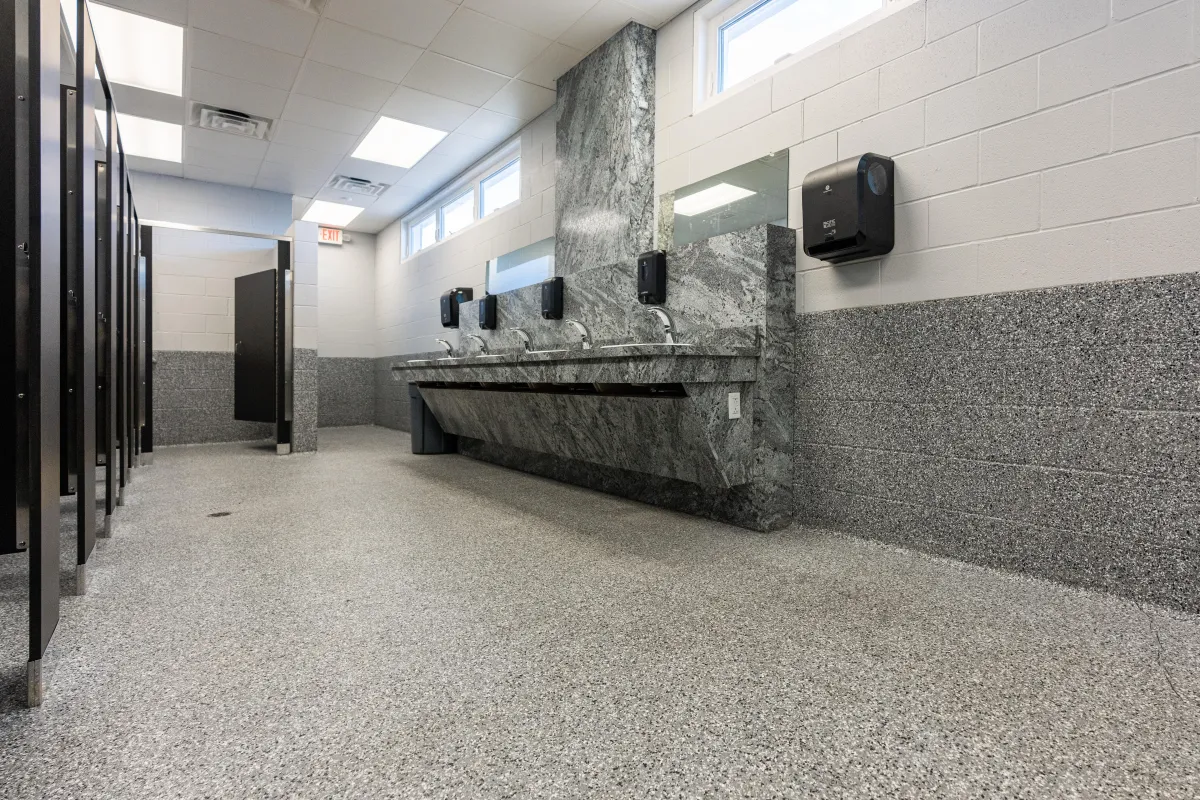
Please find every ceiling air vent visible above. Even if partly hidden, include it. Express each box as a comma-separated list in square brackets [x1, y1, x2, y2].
[190, 103, 273, 140]
[270, 0, 329, 13]
[327, 175, 391, 199]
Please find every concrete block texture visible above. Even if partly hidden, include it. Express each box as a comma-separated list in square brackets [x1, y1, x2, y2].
[317, 357, 375, 428]
[152, 350, 273, 446]
[794, 271, 1200, 612]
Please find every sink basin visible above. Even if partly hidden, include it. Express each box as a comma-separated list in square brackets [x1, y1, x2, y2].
[472, 354, 506, 359]
[599, 343, 694, 350]
[526, 349, 568, 355]
[406, 359, 432, 365]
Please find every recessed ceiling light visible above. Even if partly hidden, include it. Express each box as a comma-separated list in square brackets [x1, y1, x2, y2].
[352, 117, 447, 169]
[302, 200, 364, 228]
[117, 113, 181, 162]
[673, 183, 757, 216]
[89, 3, 184, 96]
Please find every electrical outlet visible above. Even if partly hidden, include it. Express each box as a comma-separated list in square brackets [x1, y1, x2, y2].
[728, 392, 741, 420]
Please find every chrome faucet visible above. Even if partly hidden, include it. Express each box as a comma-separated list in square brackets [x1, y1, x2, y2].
[464, 334, 489, 355]
[435, 338, 454, 357]
[509, 328, 533, 353]
[564, 319, 592, 350]
[646, 307, 676, 345]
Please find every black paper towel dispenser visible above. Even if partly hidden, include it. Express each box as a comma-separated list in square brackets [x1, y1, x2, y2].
[440, 287, 473, 328]
[802, 153, 894, 264]
[541, 277, 563, 320]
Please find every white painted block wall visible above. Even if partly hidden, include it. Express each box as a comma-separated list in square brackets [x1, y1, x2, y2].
[132, 172, 294, 351]
[317, 232, 377, 358]
[375, 110, 557, 358]
[655, 0, 1200, 312]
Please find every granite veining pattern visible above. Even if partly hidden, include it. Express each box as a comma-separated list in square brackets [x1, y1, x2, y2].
[7, 427, 1198, 797]
[555, 22, 656, 276]
[795, 271, 1200, 612]
[152, 350, 273, 446]
[318, 357, 374, 428]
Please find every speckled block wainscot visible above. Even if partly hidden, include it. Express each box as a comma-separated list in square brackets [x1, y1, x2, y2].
[795, 272, 1200, 612]
[152, 350, 273, 446]
[292, 348, 319, 453]
[318, 357, 374, 428]
[555, 22, 656, 276]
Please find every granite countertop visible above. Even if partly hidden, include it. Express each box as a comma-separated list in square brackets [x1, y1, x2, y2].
[391, 344, 760, 385]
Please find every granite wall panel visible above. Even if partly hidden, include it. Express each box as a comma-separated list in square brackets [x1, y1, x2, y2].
[293, 348, 318, 453]
[318, 357, 374, 428]
[555, 22, 656, 276]
[152, 350, 273, 446]
[795, 272, 1200, 612]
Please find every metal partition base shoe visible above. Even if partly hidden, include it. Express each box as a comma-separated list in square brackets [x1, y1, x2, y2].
[102, 515, 114, 538]
[117, 487, 125, 507]
[76, 563, 88, 595]
[27, 661, 43, 708]
[276, 443, 291, 456]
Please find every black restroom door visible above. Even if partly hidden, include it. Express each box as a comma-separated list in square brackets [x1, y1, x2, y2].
[234, 269, 277, 423]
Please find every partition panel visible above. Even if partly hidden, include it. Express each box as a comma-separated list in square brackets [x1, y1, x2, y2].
[73, 1, 97, 575]
[140, 224, 153, 460]
[58, 84, 77, 497]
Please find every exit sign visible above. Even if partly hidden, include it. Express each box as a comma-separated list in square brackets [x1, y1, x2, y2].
[319, 227, 343, 245]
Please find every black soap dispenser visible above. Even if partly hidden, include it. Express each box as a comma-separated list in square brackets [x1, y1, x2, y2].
[478, 294, 497, 330]
[440, 287, 474, 328]
[637, 250, 667, 304]
[541, 276, 563, 320]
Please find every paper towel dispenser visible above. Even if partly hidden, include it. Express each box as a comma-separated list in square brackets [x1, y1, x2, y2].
[802, 153, 894, 264]
[440, 287, 473, 328]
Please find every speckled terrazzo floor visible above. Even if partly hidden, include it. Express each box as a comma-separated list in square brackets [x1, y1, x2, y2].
[0, 426, 1197, 799]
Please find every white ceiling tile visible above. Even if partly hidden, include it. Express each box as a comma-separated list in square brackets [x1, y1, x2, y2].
[461, 0, 596, 40]
[189, 68, 290, 118]
[291, 195, 312, 220]
[184, 126, 270, 159]
[430, 132, 495, 164]
[323, 0, 457, 49]
[483, 79, 555, 121]
[263, 142, 343, 173]
[455, 107, 524, 141]
[188, 29, 302, 91]
[183, 164, 258, 187]
[344, 210, 397, 234]
[335, 157, 408, 185]
[293, 61, 396, 112]
[558, 0, 640, 53]
[313, 187, 374, 209]
[401, 52, 508, 107]
[256, 160, 329, 196]
[187, 0, 318, 57]
[126, 154, 184, 177]
[380, 86, 476, 132]
[94, 0, 189, 25]
[110, 84, 187, 124]
[517, 41, 585, 90]
[307, 19, 423, 84]
[282, 94, 375, 136]
[621, 0, 693, 26]
[429, 7, 553, 77]
[271, 119, 357, 155]
[184, 144, 262, 174]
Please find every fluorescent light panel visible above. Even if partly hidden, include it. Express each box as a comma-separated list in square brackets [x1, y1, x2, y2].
[88, 3, 184, 96]
[302, 200, 364, 228]
[117, 113, 181, 162]
[673, 183, 757, 216]
[352, 117, 447, 169]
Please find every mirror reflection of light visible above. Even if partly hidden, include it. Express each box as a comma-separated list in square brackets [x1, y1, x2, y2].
[673, 183, 756, 216]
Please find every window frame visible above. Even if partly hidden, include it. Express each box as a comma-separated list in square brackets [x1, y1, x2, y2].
[479, 157, 521, 219]
[410, 211, 437, 255]
[402, 142, 522, 260]
[695, 0, 904, 112]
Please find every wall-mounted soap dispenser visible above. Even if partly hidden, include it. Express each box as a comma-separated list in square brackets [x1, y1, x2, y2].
[802, 153, 894, 264]
[478, 294, 497, 330]
[637, 250, 667, 304]
[541, 276, 564, 320]
[440, 287, 474, 328]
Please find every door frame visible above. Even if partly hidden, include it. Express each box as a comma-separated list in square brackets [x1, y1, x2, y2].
[141, 220, 294, 452]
